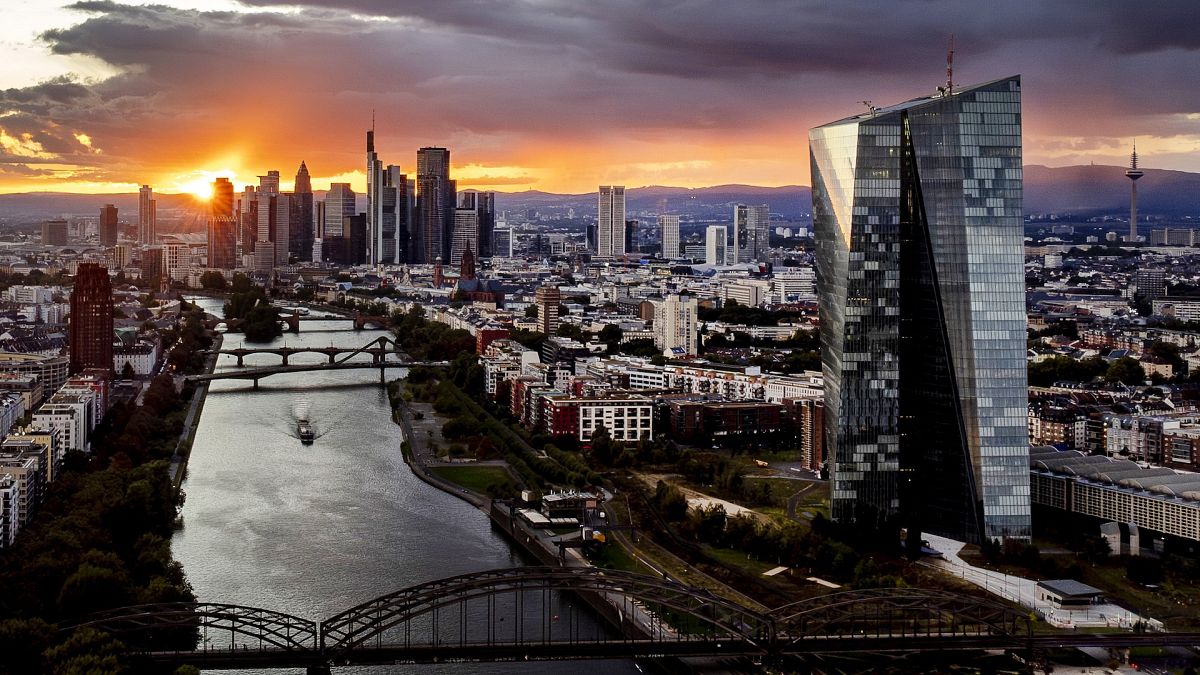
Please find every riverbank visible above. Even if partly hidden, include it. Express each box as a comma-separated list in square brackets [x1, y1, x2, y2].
[169, 330, 221, 491]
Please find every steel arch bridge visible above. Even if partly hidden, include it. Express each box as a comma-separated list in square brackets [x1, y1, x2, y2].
[60, 566, 1076, 670]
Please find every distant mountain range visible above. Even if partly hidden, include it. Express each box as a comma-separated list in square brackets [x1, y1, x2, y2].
[0, 165, 1195, 227]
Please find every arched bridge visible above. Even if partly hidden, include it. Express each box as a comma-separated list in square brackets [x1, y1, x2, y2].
[62, 565, 1188, 672]
[206, 336, 401, 367]
[204, 311, 389, 334]
[184, 337, 445, 388]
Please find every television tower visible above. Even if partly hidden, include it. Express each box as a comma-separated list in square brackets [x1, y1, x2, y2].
[1125, 143, 1144, 242]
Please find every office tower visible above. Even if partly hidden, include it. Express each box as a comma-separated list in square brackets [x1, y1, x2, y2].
[811, 75, 1029, 544]
[733, 204, 770, 263]
[141, 246, 163, 287]
[291, 162, 314, 261]
[536, 285, 562, 335]
[68, 263, 113, 374]
[164, 243, 190, 282]
[41, 220, 68, 246]
[451, 192, 479, 266]
[625, 220, 639, 254]
[476, 192, 496, 257]
[653, 292, 698, 356]
[346, 214, 368, 265]
[705, 225, 727, 265]
[213, 177, 234, 218]
[323, 183, 356, 238]
[1126, 144, 1144, 242]
[258, 171, 280, 196]
[99, 204, 119, 247]
[1133, 269, 1166, 301]
[207, 216, 237, 269]
[237, 185, 257, 257]
[597, 186, 626, 258]
[138, 185, 156, 244]
[659, 214, 680, 259]
[492, 227, 513, 258]
[416, 147, 452, 264]
[254, 191, 290, 272]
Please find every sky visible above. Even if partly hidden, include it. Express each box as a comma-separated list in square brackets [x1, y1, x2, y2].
[0, 0, 1198, 196]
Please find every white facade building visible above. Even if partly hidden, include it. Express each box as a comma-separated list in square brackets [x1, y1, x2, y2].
[658, 214, 680, 260]
[652, 293, 698, 356]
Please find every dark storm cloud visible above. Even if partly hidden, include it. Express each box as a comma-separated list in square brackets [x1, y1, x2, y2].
[2, 0, 1197, 187]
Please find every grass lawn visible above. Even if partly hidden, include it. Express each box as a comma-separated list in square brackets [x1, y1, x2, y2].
[429, 465, 515, 496]
[701, 544, 779, 576]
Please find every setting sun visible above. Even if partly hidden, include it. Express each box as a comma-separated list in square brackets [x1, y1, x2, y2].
[168, 169, 245, 201]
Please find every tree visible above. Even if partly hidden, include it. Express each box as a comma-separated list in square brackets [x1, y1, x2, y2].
[120, 362, 136, 381]
[654, 480, 689, 521]
[524, 305, 538, 319]
[230, 272, 253, 294]
[1106, 356, 1146, 385]
[555, 323, 584, 340]
[199, 271, 227, 290]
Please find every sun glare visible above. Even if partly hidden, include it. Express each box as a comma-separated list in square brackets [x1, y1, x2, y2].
[169, 168, 243, 201]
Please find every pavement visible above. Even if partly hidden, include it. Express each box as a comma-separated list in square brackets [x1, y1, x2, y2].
[922, 533, 1161, 631]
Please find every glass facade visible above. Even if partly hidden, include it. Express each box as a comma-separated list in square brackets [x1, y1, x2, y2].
[810, 76, 1030, 543]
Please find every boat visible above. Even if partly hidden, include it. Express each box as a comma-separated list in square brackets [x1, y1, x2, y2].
[298, 419, 315, 444]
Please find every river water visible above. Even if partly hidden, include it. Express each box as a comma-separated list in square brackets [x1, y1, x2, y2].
[172, 297, 636, 674]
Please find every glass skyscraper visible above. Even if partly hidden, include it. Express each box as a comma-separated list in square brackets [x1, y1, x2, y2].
[810, 76, 1030, 544]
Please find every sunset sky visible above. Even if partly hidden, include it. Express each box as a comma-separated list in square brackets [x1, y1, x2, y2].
[1, 0, 1198, 196]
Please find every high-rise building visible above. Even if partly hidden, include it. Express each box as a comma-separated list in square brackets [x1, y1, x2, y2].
[237, 185, 257, 258]
[733, 204, 770, 263]
[254, 186, 290, 271]
[492, 227, 513, 258]
[451, 192, 480, 267]
[1126, 144, 1144, 242]
[164, 243, 190, 282]
[659, 214, 680, 259]
[1133, 269, 1166, 301]
[291, 162, 314, 261]
[416, 147, 452, 264]
[212, 177, 234, 218]
[476, 192, 496, 257]
[596, 186, 626, 258]
[258, 171, 280, 196]
[704, 225, 727, 265]
[536, 285, 562, 335]
[811, 75, 1029, 544]
[41, 220, 68, 246]
[138, 185, 156, 244]
[653, 292, 697, 356]
[624, 220, 639, 254]
[99, 204, 119, 247]
[68, 263, 113, 374]
[207, 217, 237, 269]
[323, 183, 356, 238]
[141, 246, 163, 287]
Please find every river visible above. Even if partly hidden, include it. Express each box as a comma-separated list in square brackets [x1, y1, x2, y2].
[172, 297, 637, 674]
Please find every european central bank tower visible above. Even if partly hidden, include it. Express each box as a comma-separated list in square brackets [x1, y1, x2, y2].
[810, 76, 1030, 544]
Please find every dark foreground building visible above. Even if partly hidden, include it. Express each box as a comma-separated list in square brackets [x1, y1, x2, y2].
[811, 76, 1030, 545]
[69, 263, 114, 374]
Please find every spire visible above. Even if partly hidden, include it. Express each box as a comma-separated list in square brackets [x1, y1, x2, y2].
[1130, 142, 1139, 170]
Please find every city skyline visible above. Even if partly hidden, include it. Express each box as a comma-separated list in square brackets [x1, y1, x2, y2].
[1, 1, 1198, 196]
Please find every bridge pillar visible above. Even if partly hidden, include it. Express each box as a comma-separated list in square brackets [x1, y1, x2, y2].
[236, 354, 244, 368]
[282, 353, 290, 366]
[252, 378, 260, 390]
[328, 352, 336, 364]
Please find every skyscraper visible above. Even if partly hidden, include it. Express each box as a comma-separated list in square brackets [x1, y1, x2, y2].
[451, 192, 480, 266]
[1126, 144, 1144, 242]
[811, 76, 1029, 545]
[68, 263, 113, 374]
[138, 185, 156, 245]
[323, 183, 356, 238]
[597, 186, 626, 258]
[658, 214, 680, 259]
[366, 127, 385, 263]
[492, 227, 513, 258]
[704, 225, 727, 265]
[653, 292, 698, 356]
[416, 147, 452, 264]
[212, 177, 234, 218]
[476, 191, 496, 258]
[536, 285, 562, 336]
[291, 162, 314, 261]
[733, 204, 769, 263]
[237, 185, 257, 258]
[99, 204, 119, 247]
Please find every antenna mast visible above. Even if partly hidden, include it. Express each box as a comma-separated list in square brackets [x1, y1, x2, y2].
[946, 34, 955, 95]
